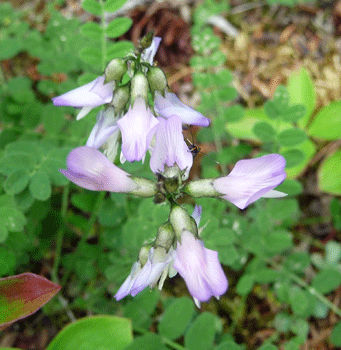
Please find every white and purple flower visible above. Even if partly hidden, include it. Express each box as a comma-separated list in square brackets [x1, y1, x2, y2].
[173, 229, 228, 307]
[213, 154, 287, 209]
[150, 115, 193, 179]
[60, 146, 138, 193]
[114, 247, 174, 301]
[52, 76, 115, 120]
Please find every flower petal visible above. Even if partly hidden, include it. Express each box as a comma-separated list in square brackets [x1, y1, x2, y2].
[117, 97, 159, 162]
[173, 231, 228, 303]
[142, 37, 162, 65]
[150, 115, 193, 178]
[52, 76, 114, 108]
[191, 205, 202, 227]
[60, 146, 138, 193]
[86, 109, 119, 149]
[154, 92, 210, 127]
[213, 154, 286, 209]
[114, 262, 141, 301]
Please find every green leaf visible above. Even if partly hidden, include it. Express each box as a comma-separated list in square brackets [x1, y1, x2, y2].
[277, 128, 307, 147]
[284, 252, 310, 273]
[253, 121, 276, 142]
[236, 274, 255, 296]
[287, 67, 316, 128]
[158, 297, 194, 340]
[281, 149, 305, 168]
[265, 229, 293, 254]
[29, 172, 51, 201]
[325, 241, 341, 265]
[124, 333, 166, 350]
[308, 100, 341, 140]
[223, 104, 244, 123]
[273, 85, 290, 107]
[283, 104, 307, 123]
[81, 22, 102, 39]
[331, 321, 341, 347]
[104, 0, 129, 12]
[264, 100, 283, 120]
[318, 151, 341, 195]
[275, 179, 303, 196]
[106, 17, 133, 38]
[0, 207, 26, 232]
[290, 318, 309, 338]
[106, 41, 134, 59]
[311, 268, 341, 294]
[47, 316, 133, 350]
[289, 286, 311, 316]
[0, 273, 60, 331]
[267, 198, 299, 222]
[0, 38, 23, 59]
[3, 169, 30, 195]
[185, 313, 219, 350]
[82, 0, 102, 16]
[79, 45, 102, 66]
[0, 223, 8, 244]
[0, 154, 36, 176]
[274, 312, 291, 332]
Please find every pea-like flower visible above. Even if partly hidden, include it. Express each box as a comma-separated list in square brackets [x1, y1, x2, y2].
[150, 115, 193, 179]
[213, 154, 286, 209]
[173, 231, 228, 308]
[52, 76, 115, 120]
[60, 146, 138, 193]
[114, 247, 174, 301]
[154, 91, 210, 127]
[117, 97, 159, 162]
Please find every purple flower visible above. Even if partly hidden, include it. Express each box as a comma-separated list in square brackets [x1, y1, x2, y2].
[117, 97, 159, 162]
[86, 108, 119, 150]
[173, 230, 228, 306]
[60, 146, 138, 193]
[213, 154, 287, 210]
[154, 91, 210, 127]
[150, 115, 193, 179]
[52, 76, 115, 120]
[115, 247, 173, 301]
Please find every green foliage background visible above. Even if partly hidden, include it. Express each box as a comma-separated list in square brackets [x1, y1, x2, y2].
[1, 0, 341, 349]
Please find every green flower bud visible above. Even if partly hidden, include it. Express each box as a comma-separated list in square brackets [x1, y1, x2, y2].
[170, 205, 197, 239]
[105, 58, 127, 83]
[111, 85, 130, 114]
[155, 222, 175, 251]
[183, 179, 220, 198]
[131, 72, 149, 104]
[140, 32, 154, 49]
[139, 245, 151, 266]
[147, 67, 168, 94]
[130, 177, 157, 198]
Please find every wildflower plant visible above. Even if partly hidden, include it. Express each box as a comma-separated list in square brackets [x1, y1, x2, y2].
[53, 34, 287, 306]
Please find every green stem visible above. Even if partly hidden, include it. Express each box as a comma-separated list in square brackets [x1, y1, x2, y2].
[134, 327, 188, 350]
[270, 261, 341, 318]
[99, 0, 107, 71]
[52, 184, 69, 283]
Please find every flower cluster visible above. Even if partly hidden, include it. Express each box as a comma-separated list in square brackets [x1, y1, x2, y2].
[54, 34, 287, 306]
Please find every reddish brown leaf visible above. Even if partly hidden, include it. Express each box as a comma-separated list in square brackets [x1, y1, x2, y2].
[0, 273, 61, 331]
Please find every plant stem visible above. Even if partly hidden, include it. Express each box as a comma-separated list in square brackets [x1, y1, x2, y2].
[52, 184, 69, 283]
[99, 0, 107, 71]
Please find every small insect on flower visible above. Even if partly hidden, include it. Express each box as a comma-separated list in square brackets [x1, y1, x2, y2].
[184, 125, 219, 164]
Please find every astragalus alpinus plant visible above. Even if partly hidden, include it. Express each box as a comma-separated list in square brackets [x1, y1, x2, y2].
[52, 34, 287, 308]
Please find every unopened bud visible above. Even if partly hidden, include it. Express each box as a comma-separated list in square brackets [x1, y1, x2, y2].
[139, 245, 151, 266]
[131, 72, 149, 103]
[155, 223, 175, 250]
[183, 179, 220, 198]
[170, 205, 197, 239]
[140, 32, 154, 49]
[147, 67, 167, 94]
[111, 85, 130, 114]
[130, 177, 157, 197]
[105, 58, 127, 83]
